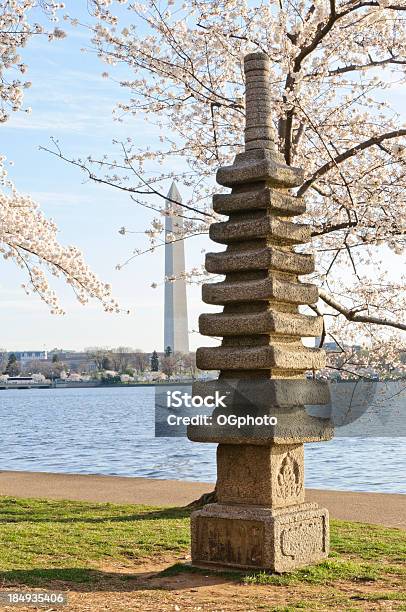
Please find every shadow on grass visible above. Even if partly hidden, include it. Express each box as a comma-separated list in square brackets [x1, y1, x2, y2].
[0, 557, 382, 592]
[0, 564, 230, 592]
[161, 559, 380, 585]
[0, 506, 192, 525]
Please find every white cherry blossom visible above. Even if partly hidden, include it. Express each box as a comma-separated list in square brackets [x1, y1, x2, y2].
[63, 0, 405, 368]
[0, 1, 120, 314]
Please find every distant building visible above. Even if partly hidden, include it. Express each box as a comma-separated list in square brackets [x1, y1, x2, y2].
[12, 351, 48, 365]
[48, 350, 97, 371]
[315, 341, 361, 352]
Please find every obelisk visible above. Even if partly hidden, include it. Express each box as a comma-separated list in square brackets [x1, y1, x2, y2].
[164, 182, 189, 354]
[187, 53, 333, 572]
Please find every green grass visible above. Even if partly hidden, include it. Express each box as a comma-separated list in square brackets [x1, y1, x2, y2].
[0, 496, 189, 584]
[331, 518, 406, 563]
[350, 592, 406, 602]
[243, 559, 380, 586]
[242, 519, 406, 587]
[0, 495, 405, 593]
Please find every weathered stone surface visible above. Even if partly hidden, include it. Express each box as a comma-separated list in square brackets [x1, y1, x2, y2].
[187, 405, 333, 445]
[216, 149, 304, 187]
[210, 216, 311, 245]
[187, 380, 333, 445]
[244, 52, 271, 69]
[245, 68, 271, 79]
[192, 379, 331, 409]
[212, 188, 305, 216]
[196, 344, 325, 372]
[245, 115, 274, 129]
[205, 247, 314, 274]
[199, 310, 323, 337]
[202, 277, 319, 306]
[216, 444, 305, 507]
[243, 53, 274, 152]
[245, 139, 279, 151]
[191, 502, 329, 572]
[245, 126, 275, 143]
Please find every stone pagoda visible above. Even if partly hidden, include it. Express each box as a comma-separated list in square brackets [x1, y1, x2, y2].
[187, 52, 333, 572]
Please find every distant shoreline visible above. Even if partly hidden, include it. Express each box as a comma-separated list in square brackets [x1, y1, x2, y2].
[0, 381, 196, 390]
[1, 378, 402, 390]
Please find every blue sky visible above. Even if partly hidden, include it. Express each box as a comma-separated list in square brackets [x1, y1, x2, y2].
[0, 11, 219, 352]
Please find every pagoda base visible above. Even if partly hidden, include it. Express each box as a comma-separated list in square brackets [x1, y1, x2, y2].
[191, 502, 329, 573]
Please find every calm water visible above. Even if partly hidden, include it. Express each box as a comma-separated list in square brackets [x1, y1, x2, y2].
[0, 386, 405, 493]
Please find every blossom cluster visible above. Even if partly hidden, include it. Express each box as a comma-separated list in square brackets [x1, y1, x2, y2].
[0, 1, 66, 122]
[0, 1, 119, 313]
[0, 161, 120, 314]
[67, 0, 405, 354]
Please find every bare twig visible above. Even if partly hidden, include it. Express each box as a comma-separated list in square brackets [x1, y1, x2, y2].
[298, 129, 406, 196]
[319, 289, 406, 331]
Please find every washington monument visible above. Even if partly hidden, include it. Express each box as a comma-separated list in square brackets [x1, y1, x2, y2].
[164, 182, 189, 354]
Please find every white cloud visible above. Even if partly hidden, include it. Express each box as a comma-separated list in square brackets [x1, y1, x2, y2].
[30, 191, 94, 206]
[5, 112, 92, 133]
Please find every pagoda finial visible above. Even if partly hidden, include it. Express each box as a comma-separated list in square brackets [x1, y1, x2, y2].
[244, 52, 275, 152]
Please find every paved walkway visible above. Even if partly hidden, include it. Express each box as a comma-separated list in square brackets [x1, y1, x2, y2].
[0, 470, 404, 530]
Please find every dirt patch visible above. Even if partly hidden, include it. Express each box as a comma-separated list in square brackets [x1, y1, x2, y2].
[0, 555, 404, 612]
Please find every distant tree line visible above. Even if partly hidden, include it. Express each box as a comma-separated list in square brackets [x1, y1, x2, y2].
[0, 347, 198, 381]
[86, 347, 197, 379]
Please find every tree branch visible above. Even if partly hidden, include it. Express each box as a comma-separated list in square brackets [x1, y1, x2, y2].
[40, 141, 214, 219]
[312, 221, 358, 237]
[283, 1, 406, 163]
[298, 129, 406, 195]
[319, 55, 406, 77]
[319, 289, 406, 331]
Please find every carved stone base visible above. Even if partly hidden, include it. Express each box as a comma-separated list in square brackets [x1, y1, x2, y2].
[191, 502, 329, 573]
[216, 443, 305, 508]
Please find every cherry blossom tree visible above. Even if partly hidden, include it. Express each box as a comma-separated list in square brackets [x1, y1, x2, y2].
[0, 1, 119, 314]
[46, 0, 406, 371]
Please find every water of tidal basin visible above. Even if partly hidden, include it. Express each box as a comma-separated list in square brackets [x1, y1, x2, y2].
[0, 385, 404, 493]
